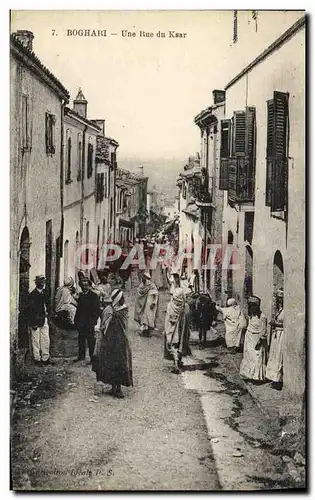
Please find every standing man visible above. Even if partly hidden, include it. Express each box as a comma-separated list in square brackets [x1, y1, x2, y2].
[74, 277, 101, 362]
[134, 272, 159, 337]
[164, 272, 191, 373]
[28, 275, 51, 366]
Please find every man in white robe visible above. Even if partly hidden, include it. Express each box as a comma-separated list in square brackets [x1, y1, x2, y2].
[134, 272, 159, 337]
[55, 277, 77, 324]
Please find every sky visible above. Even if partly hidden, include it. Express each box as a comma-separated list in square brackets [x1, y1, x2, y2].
[10, 10, 303, 162]
[10, 10, 234, 160]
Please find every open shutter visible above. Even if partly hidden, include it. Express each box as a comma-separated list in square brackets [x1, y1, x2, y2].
[237, 106, 256, 202]
[45, 112, 50, 153]
[271, 91, 289, 212]
[219, 119, 231, 190]
[228, 158, 237, 204]
[22, 96, 29, 149]
[233, 111, 246, 157]
[265, 100, 274, 206]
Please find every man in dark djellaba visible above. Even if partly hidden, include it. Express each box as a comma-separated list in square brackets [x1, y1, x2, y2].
[92, 289, 133, 398]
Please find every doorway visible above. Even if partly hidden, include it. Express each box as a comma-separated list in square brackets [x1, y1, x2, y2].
[272, 250, 284, 315]
[45, 220, 53, 306]
[18, 227, 30, 348]
[64, 239, 69, 283]
[244, 245, 253, 315]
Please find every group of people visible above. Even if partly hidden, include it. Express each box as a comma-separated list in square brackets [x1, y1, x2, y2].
[217, 289, 284, 389]
[27, 267, 284, 398]
[27, 272, 133, 398]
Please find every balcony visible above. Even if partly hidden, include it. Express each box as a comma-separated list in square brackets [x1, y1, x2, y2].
[228, 157, 255, 211]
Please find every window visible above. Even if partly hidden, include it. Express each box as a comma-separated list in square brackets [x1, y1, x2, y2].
[77, 141, 82, 181]
[96, 173, 105, 202]
[244, 212, 254, 244]
[182, 182, 187, 199]
[233, 10, 238, 43]
[227, 107, 256, 204]
[110, 151, 117, 168]
[219, 119, 231, 190]
[87, 143, 93, 179]
[265, 91, 289, 213]
[66, 137, 72, 183]
[22, 95, 30, 151]
[45, 112, 56, 154]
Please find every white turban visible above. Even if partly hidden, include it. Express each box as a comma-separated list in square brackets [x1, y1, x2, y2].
[227, 298, 236, 307]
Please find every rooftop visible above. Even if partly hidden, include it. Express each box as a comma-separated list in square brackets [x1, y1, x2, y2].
[10, 33, 70, 102]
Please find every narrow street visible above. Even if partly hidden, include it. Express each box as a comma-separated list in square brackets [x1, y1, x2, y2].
[11, 290, 303, 491]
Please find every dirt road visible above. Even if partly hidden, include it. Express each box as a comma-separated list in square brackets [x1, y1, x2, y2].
[11, 291, 219, 491]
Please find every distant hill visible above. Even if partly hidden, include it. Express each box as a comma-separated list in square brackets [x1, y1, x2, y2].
[119, 157, 184, 202]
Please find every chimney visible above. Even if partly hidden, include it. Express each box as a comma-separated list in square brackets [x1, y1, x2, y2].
[73, 88, 87, 118]
[213, 89, 226, 105]
[13, 30, 34, 51]
[92, 119, 105, 136]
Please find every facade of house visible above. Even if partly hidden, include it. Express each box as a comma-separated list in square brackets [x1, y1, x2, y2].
[10, 30, 69, 368]
[115, 168, 139, 245]
[95, 132, 119, 250]
[177, 155, 204, 278]
[194, 90, 226, 299]
[219, 13, 305, 396]
[134, 175, 149, 239]
[62, 90, 101, 282]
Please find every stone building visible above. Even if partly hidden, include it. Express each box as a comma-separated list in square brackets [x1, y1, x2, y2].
[95, 132, 119, 248]
[219, 12, 305, 397]
[10, 30, 69, 368]
[115, 168, 140, 245]
[62, 90, 101, 282]
[194, 90, 226, 299]
[176, 155, 204, 279]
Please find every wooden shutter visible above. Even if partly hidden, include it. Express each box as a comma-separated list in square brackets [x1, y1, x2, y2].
[228, 158, 237, 204]
[271, 91, 289, 212]
[219, 119, 231, 190]
[67, 137, 72, 181]
[265, 100, 274, 206]
[22, 96, 28, 149]
[239, 106, 256, 202]
[45, 112, 50, 153]
[51, 115, 56, 153]
[233, 111, 246, 157]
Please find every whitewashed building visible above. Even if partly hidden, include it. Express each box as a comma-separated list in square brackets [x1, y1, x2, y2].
[10, 30, 69, 366]
[219, 11, 305, 397]
[62, 90, 101, 282]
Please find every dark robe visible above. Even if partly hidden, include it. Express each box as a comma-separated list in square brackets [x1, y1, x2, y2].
[92, 304, 133, 387]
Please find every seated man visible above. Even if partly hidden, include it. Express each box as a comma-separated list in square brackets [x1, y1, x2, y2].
[55, 277, 77, 326]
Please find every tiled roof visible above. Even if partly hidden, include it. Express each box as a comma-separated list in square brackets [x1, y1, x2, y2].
[10, 33, 70, 101]
[96, 135, 119, 162]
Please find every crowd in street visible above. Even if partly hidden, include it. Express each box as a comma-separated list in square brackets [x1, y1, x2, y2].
[26, 234, 285, 398]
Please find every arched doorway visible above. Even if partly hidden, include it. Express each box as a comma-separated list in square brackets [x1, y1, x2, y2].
[244, 245, 253, 315]
[18, 227, 30, 348]
[64, 240, 69, 283]
[272, 250, 284, 315]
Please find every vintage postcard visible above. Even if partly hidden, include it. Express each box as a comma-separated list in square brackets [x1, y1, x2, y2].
[10, 9, 306, 491]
